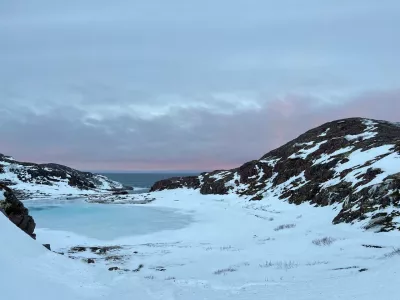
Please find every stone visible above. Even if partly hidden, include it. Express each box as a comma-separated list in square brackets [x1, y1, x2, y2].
[0, 184, 36, 239]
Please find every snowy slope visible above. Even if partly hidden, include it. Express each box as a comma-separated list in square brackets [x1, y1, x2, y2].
[0, 213, 106, 300]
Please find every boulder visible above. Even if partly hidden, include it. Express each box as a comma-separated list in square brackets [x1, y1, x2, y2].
[0, 184, 36, 239]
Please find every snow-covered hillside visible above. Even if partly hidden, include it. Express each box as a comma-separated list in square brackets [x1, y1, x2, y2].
[151, 118, 400, 232]
[0, 155, 127, 199]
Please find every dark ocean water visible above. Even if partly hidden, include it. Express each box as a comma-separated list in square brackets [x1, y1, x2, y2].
[100, 173, 200, 193]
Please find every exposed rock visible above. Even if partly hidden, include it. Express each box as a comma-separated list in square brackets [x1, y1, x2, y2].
[150, 176, 200, 192]
[86, 258, 95, 264]
[150, 118, 400, 232]
[112, 190, 129, 195]
[69, 246, 87, 253]
[43, 244, 51, 251]
[0, 184, 36, 239]
[68, 245, 123, 255]
[133, 264, 144, 272]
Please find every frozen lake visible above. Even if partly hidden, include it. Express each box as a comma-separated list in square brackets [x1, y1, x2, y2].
[24, 199, 193, 240]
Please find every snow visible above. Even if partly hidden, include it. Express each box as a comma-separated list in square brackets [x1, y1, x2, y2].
[0, 213, 108, 300]
[318, 128, 330, 137]
[5, 188, 397, 299]
[266, 171, 308, 197]
[293, 141, 314, 147]
[225, 172, 241, 189]
[335, 145, 395, 173]
[289, 141, 327, 159]
[210, 171, 231, 181]
[259, 157, 280, 167]
[351, 152, 400, 192]
[2, 189, 400, 299]
[312, 146, 354, 165]
[345, 119, 378, 141]
[345, 131, 377, 141]
[94, 175, 124, 190]
[322, 144, 399, 190]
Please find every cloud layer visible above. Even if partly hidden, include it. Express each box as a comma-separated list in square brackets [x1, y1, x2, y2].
[0, 1, 399, 171]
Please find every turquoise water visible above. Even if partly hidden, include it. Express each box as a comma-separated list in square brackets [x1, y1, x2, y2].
[25, 200, 192, 240]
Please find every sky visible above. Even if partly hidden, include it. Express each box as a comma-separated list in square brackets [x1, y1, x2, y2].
[0, 0, 399, 171]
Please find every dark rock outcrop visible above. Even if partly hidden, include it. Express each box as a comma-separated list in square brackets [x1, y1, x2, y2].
[0, 184, 36, 239]
[151, 118, 400, 231]
[43, 244, 51, 251]
[151, 176, 201, 192]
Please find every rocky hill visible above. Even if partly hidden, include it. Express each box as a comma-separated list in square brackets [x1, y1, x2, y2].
[151, 118, 400, 232]
[0, 155, 129, 199]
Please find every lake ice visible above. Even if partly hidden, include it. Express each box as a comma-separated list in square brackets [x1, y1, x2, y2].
[24, 199, 192, 240]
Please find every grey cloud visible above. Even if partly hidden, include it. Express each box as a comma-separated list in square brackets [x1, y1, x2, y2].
[0, 1, 399, 170]
[1, 89, 399, 171]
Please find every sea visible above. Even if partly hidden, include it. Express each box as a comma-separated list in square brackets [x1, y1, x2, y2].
[99, 172, 200, 193]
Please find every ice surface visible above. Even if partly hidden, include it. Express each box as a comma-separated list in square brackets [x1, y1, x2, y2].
[25, 200, 193, 241]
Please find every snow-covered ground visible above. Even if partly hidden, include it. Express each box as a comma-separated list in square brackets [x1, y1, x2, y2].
[2, 188, 400, 300]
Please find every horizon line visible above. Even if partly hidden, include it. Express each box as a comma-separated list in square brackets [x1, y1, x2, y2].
[87, 170, 208, 174]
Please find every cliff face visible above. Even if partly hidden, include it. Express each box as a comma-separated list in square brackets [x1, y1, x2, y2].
[0, 184, 36, 239]
[151, 118, 400, 232]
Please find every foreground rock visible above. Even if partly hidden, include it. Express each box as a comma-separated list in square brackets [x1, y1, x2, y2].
[151, 118, 400, 232]
[0, 184, 36, 239]
[87, 193, 155, 204]
[0, 155, 130, 199]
